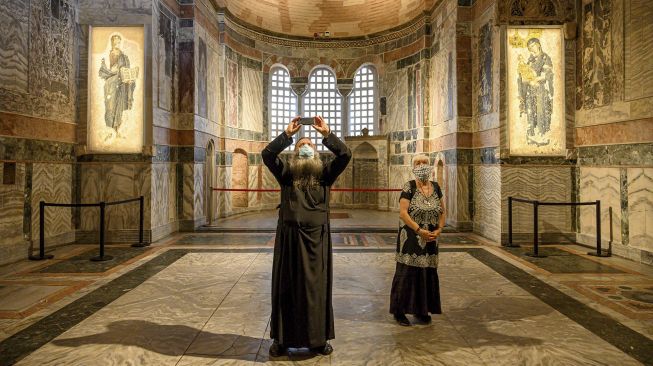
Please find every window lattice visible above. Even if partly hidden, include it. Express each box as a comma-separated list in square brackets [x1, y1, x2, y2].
[269, 67, 298, 149]
[349, 66, 376, 136]
[302, 68, 342, 151]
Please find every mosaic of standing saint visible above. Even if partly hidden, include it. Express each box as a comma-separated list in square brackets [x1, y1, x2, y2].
[88, 26, 144, 153]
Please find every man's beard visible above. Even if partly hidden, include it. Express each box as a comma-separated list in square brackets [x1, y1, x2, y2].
[289, 156, 323, 190]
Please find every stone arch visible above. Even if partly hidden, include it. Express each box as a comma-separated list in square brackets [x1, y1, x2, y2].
[345, 55, 384, 79]
[231, 148, 249, 208]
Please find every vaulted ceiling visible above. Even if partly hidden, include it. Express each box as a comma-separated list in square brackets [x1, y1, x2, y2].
[220, 0, 432, 38]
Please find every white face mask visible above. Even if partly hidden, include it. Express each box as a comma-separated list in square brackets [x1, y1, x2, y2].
[412, 164, 432, 182]
[298, 145, 314, 159]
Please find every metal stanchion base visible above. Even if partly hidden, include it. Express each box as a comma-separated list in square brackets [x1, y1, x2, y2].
[29, 254, 54, 261]
[588, 251, 611, 257]
[504, 243, 521, 248]
[90, 255, 114, 262]
[131, 242, 150, 248]
[525, 253, 548, 258]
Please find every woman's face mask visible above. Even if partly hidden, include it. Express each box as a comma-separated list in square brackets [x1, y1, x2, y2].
[412, 163, 432, 182]
[298, 144, 314, 159]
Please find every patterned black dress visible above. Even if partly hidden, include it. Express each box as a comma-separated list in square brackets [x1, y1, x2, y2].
[389, 180, 443, 316]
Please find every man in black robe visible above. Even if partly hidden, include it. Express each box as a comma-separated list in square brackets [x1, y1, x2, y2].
[262, 115, 351, 357]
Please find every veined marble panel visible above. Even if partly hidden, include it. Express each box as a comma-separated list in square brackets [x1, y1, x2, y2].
[241, 67, 263, 133]
[0, 0, 29, 93]
[625, 0, 653, 101]
[216, 166, 234, 216]
[151, 163, 177, 230]
[474, 166, 501, 242]
[502, 167, 573, 234]
[579, 167, 621, 245]
[207, 47, 221, 124]
[182, 163, 195, 221]
[260, 166, 280, 210]
[246, 165, 260, 208]
[31, 163, 73, 241]
[388, 166, 413, 211]
[383, 69, 409, 133]
[0, 163, 25, 254]
[627, 168, 653, 252]
[79, 163, 151, 231]
[225, 60, 238, 128]
[193, 163, 205, 222]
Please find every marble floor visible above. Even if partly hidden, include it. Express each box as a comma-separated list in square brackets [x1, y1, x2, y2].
[0, 233, 652, 365]
[206, 209, 400, 231]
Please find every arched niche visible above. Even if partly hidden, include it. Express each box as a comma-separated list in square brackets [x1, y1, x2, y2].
[352, 142, 379, 207]
[231, 149, 249, 208]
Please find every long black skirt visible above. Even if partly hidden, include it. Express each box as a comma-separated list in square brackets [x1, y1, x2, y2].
[389, 262, 442, 315]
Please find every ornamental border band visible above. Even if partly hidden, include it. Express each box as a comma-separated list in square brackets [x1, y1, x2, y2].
[263, 116, 445, 358]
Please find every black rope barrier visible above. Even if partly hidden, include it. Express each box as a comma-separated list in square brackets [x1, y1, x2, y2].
[30, 196, 147, 262]
[507, 197, 610, 258]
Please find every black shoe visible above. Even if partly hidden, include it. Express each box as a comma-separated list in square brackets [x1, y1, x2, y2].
[311, 343, 333, 355]
[269, 341, 286, 357]
[394, 313, 411, 326]
[415, 314, 432, 324]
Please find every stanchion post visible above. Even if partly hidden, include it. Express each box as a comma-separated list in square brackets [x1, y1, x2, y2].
[91, 201, 113, 261]
[527, 201, 546, 257]
[30, 201, 54, 260]
[132, 196, 149, 247]
[588, 200, 609, 257]
[508, 197, 513, 245]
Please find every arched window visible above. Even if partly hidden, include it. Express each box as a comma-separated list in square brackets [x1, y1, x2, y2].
[269, 66, 298, 149]
[349, 65, 377, 135]
[302, 67, 342, 151]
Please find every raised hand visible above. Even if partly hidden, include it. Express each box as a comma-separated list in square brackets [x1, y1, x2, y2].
[312, 115, 330, 137]
[285, 116, 301, 137]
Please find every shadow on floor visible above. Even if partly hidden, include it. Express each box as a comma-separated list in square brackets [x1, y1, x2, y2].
[50, 320, 326, 361]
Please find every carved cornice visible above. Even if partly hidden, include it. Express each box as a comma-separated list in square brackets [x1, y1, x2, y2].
[221, 9, 430, 49]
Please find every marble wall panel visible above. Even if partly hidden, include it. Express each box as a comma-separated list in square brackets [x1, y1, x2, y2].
[578, 167, 621, 246]
[0, 163, 26, 259]
[182, 163, 195, 221]
[247, 165, 260, 208]
[31, 163, 73, 241]
[627, 168, 653, 252]
[501, 167, 573, 235]
[0, 0, 76, 122]
[197, 37, 208, 118]
[194, 163, 205, 222]
[388, 166, 413, 211]
[260, 166, 281, 210]
[151, 163, 177, 230]
[624, 0, 653, 101]
[208, 47, 221, 124]
[156, 5, 175, 112]
[581, 0, 613, 109]
[226, 60, 239, 127]
[231, 151, 248, 207]
[383, 69, 408, 134]
[241, 67, 263, 133]
[79, 163, 151, 232]
[474, 166, 501, 242]
[477, 22, 493, 115]
[0, 0, 29, 93]
[216, 166, 234, 216]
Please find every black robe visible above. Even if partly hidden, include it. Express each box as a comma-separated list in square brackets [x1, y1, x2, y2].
[262, 132, 351, 348]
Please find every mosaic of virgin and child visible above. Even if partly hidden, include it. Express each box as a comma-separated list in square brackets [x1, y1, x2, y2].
[516, 37, 554, 147]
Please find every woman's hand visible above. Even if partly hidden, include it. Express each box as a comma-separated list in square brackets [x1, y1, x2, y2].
[428, 229, 442, 241]
[285, 116, 301, 137]
[417, 228, 433, 242]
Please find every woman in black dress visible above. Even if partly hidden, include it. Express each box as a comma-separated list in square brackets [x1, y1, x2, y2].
[390, 154, 445, 326]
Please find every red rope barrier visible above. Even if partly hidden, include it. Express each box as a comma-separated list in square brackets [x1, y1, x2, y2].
[212, 188, 402, 192]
